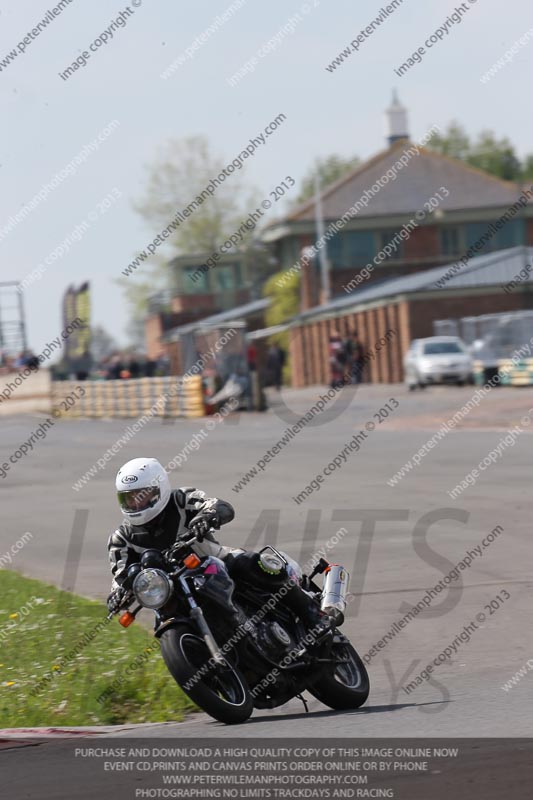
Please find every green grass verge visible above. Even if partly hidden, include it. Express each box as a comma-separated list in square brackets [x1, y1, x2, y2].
[0, 570, 196, 728]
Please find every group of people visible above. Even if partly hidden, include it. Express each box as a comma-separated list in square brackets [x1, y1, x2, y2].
[3, 336, 364, 392]
[0, 349, 40, 374]
[49, 351, 172, 382]
[329, 330, 365, 388]
[98, 352, 171, 381]
[250, 335, 364, 392]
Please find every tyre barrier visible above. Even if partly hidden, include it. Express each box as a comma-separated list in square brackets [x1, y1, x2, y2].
[473, 359, 533, 387]
[51, 376, 205, 419]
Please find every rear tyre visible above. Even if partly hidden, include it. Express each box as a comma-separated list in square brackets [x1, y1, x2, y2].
[308, 635, 369, 710]
[160, 625, 253, 725]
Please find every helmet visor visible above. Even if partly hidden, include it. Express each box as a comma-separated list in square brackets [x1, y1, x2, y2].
[118, 486, 161, 515]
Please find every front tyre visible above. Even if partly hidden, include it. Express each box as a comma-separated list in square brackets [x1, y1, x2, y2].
[159, 625, 253, 725]
[308, 634, 369, 710]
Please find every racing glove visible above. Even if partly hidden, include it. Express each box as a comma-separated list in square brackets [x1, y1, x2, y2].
[106, 587, 126, 614]
[188, 510, 219, 542]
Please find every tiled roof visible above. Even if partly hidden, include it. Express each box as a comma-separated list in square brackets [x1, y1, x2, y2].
[285, 142, 527, 223]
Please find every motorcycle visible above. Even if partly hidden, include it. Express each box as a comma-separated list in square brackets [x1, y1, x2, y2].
[108, 532, 370, 724]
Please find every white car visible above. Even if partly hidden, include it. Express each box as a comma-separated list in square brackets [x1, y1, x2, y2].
[404, 336, 473, 390]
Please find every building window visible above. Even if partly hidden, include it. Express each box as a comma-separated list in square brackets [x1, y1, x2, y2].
[321, 231, 375, 269]
[343, 231, 375, 264]
[183, 266, 209, 293]
[465, 223, 495, 254]
[441, 226, 461, 257]
[215, 264, 238, 291]
[493, 218, 525, 250]
[378, 230, 404, 260]
[280, 238, 300, 271]
[465, 219, 525, 254]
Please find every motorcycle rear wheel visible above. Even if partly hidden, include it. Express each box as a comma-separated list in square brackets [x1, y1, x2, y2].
[160, 625, 253, 725]
[308, 635, 370, 710]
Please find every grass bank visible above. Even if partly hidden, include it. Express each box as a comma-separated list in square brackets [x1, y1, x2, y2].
[0, 570, 195, 727]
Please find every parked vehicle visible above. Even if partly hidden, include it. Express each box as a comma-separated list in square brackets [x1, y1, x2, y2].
[404, 336, 473, 390]
[108, 535, 370, 724]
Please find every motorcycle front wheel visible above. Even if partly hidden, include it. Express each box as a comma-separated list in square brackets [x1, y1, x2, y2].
[308, 634, 370, 710]
[159, 625, 253, 725]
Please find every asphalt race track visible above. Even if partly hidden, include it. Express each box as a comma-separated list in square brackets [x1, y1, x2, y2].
[1, 384, 532, 739]
[2, 738, 533, 800]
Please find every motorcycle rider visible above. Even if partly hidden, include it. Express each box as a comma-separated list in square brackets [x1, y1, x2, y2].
[106, 458, 333, 640]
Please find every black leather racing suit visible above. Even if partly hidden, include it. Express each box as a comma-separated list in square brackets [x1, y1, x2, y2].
[108, 488, 238, 591]
[107, 486, 326, 629]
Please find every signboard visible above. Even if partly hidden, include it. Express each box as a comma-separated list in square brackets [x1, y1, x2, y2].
[62, 282, 91, 366]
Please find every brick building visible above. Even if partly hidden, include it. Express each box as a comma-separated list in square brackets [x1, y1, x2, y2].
[145, 96, 533, 384]
[144, 250, 273, 360]
[289, 246, 533, 387]
[263, 95, 533, 308]
[262, 96, 533, 385]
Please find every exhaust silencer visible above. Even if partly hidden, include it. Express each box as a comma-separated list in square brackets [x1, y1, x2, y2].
[320, 564, 349, 625]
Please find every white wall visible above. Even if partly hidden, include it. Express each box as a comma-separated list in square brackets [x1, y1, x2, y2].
[0, 369, 52, 416]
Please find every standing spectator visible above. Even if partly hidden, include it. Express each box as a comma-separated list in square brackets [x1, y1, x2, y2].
[247, 342, 257, 372]
[144, 358, 157, 378]
[328, 331, 346, 388]
[75, 348, 92, 381]
[128, 356, 141, 379]
[344, 330, 365, 384]
[266, 344, 285, 391]
[108, 354, 124, 380]
[14, 351, 26, 369]
[25, 350, 39, 370]
[156, 351, 171, 376]
[95, 356, 110, 380]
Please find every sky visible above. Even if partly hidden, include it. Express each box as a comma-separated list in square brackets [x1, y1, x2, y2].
[1, 0, 531, 355]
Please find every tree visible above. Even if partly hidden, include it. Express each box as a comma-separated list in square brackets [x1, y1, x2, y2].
[295, 154, 361, 204]
[119, 135, 261, 334]
[426, 122, 527, 182]
[134, 135, 258, 254]
[467, 131, 522, 181]
[425, 122, 470, 161]
[263, 269, 300, 383]
[522, 155, 533, 182]
[263, 269, 300, 329]
[90, 325, 118, 362]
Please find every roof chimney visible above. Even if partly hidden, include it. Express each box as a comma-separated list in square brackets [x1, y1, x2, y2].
[386, 90, 409, 146]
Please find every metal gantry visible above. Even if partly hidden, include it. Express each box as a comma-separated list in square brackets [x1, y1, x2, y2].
[0, 281, 28, 356]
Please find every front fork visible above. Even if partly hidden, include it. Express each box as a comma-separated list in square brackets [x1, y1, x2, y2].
[177, 575, 226, 666]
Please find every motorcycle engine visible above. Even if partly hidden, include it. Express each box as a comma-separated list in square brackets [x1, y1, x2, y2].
[256, 620, 294, 659]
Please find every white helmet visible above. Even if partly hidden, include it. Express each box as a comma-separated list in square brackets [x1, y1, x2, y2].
[116, 458, 171, 526]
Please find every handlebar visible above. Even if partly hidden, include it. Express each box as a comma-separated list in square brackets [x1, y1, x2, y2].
[165, 532, 199, 560]
[107, 530, 205, 620]
[176, 531, 199, 546]
[106, 587, 136, 619]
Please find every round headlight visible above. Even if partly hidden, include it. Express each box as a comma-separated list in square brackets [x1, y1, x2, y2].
[258, 551, 284, 575]
[133, 568, 172, 609]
